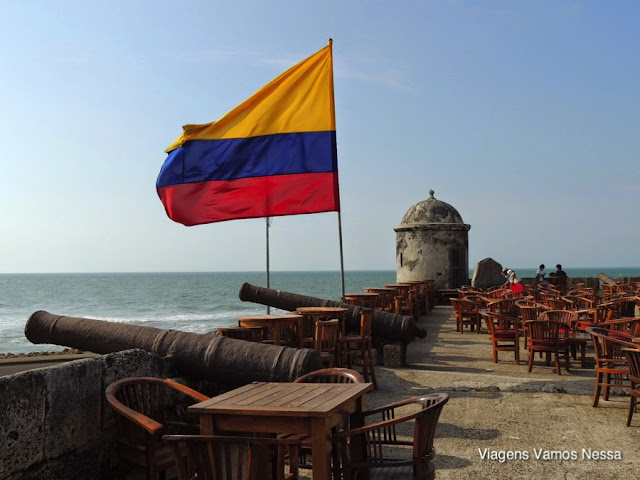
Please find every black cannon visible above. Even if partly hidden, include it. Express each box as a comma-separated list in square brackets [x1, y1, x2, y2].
[25, 310, 322, 384]
[238, 283, 427, 343]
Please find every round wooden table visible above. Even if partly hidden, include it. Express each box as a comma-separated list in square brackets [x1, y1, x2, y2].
[296, 307, 350, 341]
[237, 314, 304, 348]
[342, 292, 380, 309]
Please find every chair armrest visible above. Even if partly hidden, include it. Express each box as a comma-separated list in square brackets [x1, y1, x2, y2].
[105, 394, 165, 435]
[359, 394, 438, 417]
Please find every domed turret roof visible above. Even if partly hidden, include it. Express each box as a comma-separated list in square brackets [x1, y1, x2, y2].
[400, 189, 465, 225]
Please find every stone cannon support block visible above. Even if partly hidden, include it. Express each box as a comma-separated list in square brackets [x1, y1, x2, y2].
[0, 371, 47, 477]
[0, 349, 167, 480]
[383, 343, 407, 368]
[42, 359, 103, 458]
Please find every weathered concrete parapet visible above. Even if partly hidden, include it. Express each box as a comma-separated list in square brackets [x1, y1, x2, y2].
[0, 349, 166, 480]
[394, 189, 471, 290]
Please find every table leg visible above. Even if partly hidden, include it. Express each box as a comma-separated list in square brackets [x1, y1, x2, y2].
[310, 418, 331, 480]
[273, 322, 281, 345]
[199, 415, 214, 435]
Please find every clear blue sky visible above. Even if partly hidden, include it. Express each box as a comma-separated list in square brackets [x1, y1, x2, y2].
[1, 1, 638, 273]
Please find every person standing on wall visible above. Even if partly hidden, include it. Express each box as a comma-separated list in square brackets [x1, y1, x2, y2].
[501, 268, 524, 295]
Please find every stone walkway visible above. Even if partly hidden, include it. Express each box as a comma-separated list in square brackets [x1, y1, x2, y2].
[363, 306, 640, 479]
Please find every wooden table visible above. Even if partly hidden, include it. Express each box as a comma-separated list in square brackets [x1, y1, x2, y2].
[238, 314, 304, 348]
[189, 381, 373, 480]
[343, 292, 380, 309]
[295, 306, 350, 339]
[364, 287, 396, 311]
[567, 332, 590, 367]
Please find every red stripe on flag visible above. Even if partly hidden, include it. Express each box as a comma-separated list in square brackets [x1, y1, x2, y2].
[157, 172, 340, 226]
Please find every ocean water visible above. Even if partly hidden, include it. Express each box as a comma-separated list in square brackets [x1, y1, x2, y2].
[0, 271, 397, 354]
[1, 268, 638, 354]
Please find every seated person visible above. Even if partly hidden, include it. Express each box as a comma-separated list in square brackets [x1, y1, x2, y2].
[535, 264, 547, 284]
[553, 264, 567, 288]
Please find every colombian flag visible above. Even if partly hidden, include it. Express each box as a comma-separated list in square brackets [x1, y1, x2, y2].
[156, 42, 340, 226]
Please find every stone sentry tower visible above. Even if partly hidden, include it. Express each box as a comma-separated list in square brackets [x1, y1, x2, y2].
[394, 190, 471, 290]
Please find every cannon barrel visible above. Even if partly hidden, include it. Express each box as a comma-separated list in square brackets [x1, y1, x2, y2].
[238, 283, 427, 343]
[25, 310, 322, 384]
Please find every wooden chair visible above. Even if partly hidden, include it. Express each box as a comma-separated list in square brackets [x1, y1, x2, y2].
[525, 320, 570, 375]
[539, 310, 579, 331]
[450, 298, 482, 334]
[105, 377, 209, 480]
[337, 309, 377, 389]
[293, 367, 365, 384]
[314, 319, 341, 368]
[622, 348, 640, 426]
[292, 367, 366, 474]
[163, 435, 301, 480]
[481, 311, 521, 364]
[586, 327, 635, 407]
[218, 326, 268, 343]
[486, 298, 520, 317]
[333, 393, 449, 480]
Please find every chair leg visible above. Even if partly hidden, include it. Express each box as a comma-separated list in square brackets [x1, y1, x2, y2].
[604, 373, 611, 401]
[528, 349, 534, 372]
[514, 337, 520, 365]
[554, 351, 561, 375]
[593, 372, 603, 407]
[628, 393, 636, 427]
[362, 344, 377, 390]
[492, 343, 498, 363]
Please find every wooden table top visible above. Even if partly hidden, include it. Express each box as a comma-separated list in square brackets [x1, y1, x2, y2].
[344, 292, 380, 297]
[237, 314, 303, 321]
[189, 381, 373, 418]
[295, 307, 349, 314]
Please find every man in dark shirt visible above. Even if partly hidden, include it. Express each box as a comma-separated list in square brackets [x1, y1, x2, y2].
[554, 264, 567, 290]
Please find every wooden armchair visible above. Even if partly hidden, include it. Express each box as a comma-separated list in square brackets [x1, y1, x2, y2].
[525, 320, 570, 375]
[105, 377, 209, 480]
[622, 348, 640, 426]
[333, 393, 449, 480]
[481, 311, 521, 364]
[450, 298, 482, 334]
[163, 435, 301, 480]
[586, 327, 635, 407]
[292, 367, 366, 473]
[293, 367, 365, 384]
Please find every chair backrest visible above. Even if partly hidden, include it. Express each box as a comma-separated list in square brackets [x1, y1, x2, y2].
[586, 327, 638, 362]
[334, 393, 449, 477]
[539, 310, 578, 328]
[293, 367, 365, 384]
[525, 320, 567, 343]
[518, 304, 546, 322]
[314, 319, 340, 354]
[218, 326, 268, 342]
[163, 435, 300, 480]
[481, 311, 518, 338]
[450, 298, 478, 315]
[359, 308, 373, 338]
[487, 298, 518, 316]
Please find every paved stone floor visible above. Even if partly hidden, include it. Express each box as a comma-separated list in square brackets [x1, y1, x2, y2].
[357, 306, 640, 480]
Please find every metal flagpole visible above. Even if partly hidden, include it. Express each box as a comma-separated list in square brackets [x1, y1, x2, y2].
[266, 217, 271, 314]
[337, 211, 346, 299]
